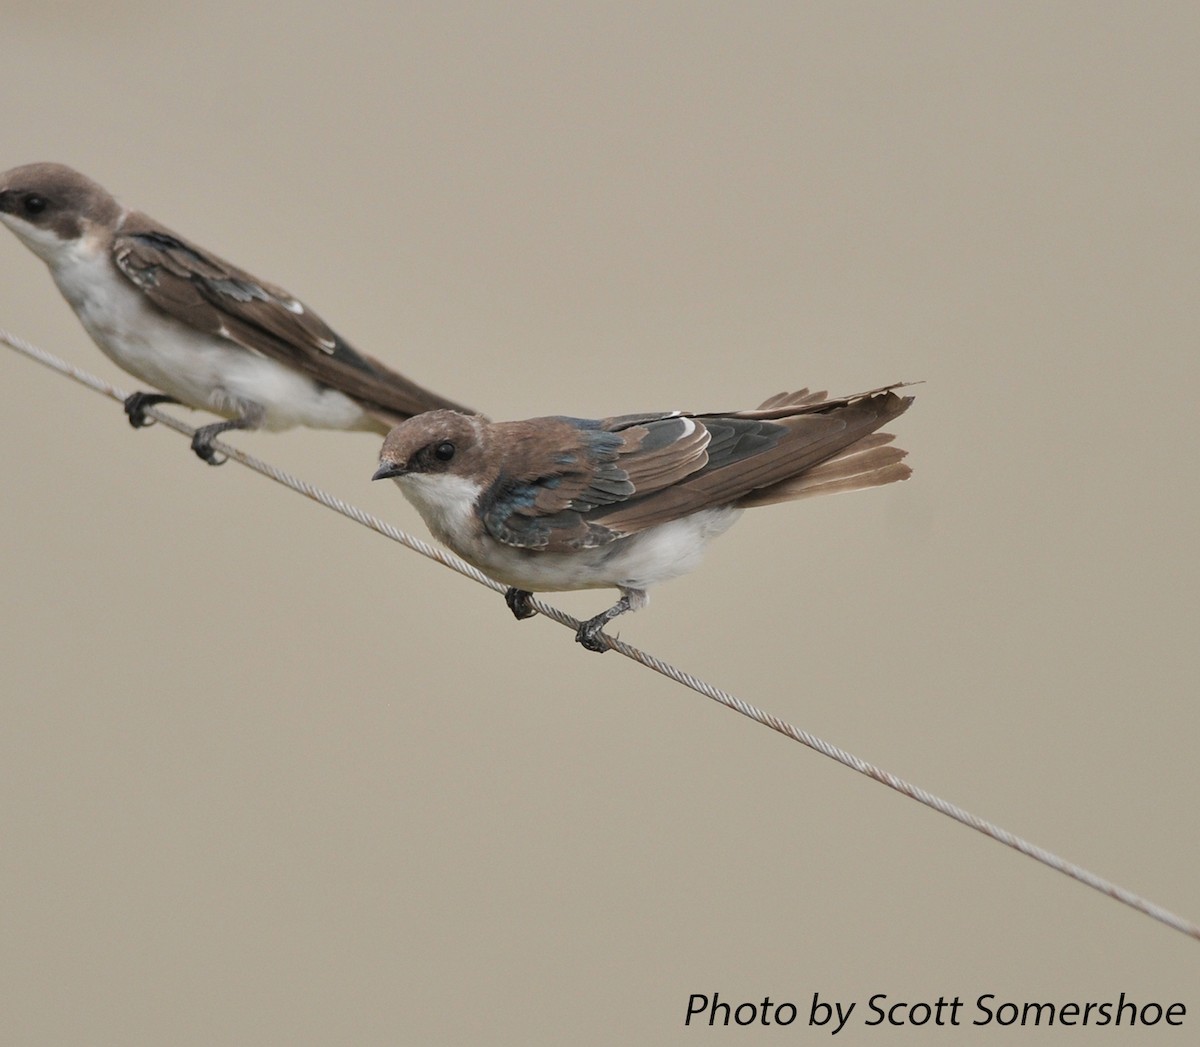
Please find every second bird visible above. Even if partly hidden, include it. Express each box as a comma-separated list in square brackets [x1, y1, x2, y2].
[374, 384, 914, 652]
[0, 162, 471, 463]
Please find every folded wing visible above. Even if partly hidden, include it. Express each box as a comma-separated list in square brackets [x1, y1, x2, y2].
[113, 216, 470, 422]
[481, 385, 914, 552]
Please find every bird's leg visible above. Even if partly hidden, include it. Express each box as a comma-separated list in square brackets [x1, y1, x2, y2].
[123, 392, 180, 428]
[191, 419, 249, 465]
[190, 402, 266, 465]
[505, 587, 537, 621]
[575, 590, 644, 653]
[190, 417, 252, 465]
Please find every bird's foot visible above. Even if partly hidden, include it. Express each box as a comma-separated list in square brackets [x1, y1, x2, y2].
[505, 587, 537, 621]
[123, 392, 180, 429]
[191, 419, 248, 465]
[574, 593, 636, 654]
[575, 615, 614, 653]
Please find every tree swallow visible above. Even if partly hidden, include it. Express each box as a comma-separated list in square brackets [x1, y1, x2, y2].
[372, 385, 914, 651]
[0, 162, 472, 463]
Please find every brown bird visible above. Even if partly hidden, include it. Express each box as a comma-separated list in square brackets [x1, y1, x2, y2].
[0, 162, 472, 462]
[374, 384, 914, 651]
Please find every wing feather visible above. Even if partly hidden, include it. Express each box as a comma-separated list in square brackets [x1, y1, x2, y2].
[478, 386, 913, 551]
[112, 214, 469, 420]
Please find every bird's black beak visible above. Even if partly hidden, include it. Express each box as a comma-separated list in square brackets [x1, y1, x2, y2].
[372, 462, 407, 481]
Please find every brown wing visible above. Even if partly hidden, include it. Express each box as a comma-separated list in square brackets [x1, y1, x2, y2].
[112, 212, 471, 421]
[589, 386, 914, 535]
[480, 413, 714, 550]
[479, 386, 912, 550]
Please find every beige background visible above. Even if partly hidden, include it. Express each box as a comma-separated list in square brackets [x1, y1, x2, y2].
[2, 3, 1197, 1044]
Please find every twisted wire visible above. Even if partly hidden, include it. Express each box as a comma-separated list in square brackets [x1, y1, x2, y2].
[3, 327, 1197, 943]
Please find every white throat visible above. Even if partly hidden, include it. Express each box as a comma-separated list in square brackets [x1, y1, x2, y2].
[395, 472, 484, 548]
[0, 213, 80, 266]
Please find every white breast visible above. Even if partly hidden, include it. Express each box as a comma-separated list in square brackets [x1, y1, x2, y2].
[397, 473, 487, 550]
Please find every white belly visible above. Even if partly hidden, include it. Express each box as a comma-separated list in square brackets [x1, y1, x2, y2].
[469, 508, 744, 593]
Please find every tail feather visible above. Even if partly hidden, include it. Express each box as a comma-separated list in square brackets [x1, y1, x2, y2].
[755, 388, 828, 411]
[738, 435, 911, 507]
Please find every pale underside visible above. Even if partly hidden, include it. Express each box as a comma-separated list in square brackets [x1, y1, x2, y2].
[397, 471, 743, 595]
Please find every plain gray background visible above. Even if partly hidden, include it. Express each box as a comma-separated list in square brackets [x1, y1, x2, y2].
[2, 3, 1196, 1044]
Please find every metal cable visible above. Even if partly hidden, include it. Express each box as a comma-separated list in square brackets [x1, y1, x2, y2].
[4, 326, 1197, 943]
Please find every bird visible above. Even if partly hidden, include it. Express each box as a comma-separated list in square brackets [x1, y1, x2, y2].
[373, 384, 914, 651]
[0, 162, 473, 463]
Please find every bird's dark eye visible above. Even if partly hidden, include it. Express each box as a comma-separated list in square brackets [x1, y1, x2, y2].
[434, 441, 456, 462]
[23, 194, 48, 216]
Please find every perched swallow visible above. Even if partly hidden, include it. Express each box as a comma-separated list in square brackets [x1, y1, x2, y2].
[0, 162, 472, 463]
[373, 384, 913, 651]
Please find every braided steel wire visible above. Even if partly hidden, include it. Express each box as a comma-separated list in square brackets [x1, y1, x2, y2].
[3, 327, 1197, 943]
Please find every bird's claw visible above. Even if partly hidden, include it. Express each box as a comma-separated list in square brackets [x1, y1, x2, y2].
[505, 588, 537, 621]
[575, 617, 612, 653]
[191, 429, 228, 465]
[123, 391, 178, 429]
